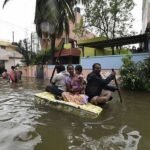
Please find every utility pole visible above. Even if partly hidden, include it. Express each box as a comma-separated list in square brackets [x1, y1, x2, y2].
[31, 33, 33, 59]
[12, 31, 14, 42]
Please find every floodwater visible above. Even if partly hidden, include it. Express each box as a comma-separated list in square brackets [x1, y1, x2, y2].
[0, 78, 150, 150]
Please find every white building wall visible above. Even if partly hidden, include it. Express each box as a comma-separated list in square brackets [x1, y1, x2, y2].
[142, 0, 148, 33]
[31, 32, 41, 53]
[148, 3, 150, 23]
[5, 59, 14, 70]
[5, 59, 23, 71]
[142, 0, 150, 33]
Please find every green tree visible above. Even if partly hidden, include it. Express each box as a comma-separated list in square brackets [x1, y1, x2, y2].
[34, 0, 90, 64]
[84, 0, 135, 39]
[120, 55, 150, 90]
[34, 0, 76, 64]
[12, 40, 36, 66]
[3, 0, 90, 64]
[73, 18, 88, 39]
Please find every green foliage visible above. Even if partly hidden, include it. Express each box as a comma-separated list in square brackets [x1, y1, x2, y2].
[73, 18, 88, 39]
[13, 41, 35, 66]
[32, 50, 52, 65]
[78, 36, 107, 44]
[84, 0, 135, 39]
[120, 55, 150, 90]
[139, 57, 150, 89]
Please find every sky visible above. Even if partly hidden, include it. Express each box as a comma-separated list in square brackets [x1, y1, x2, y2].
[0, 0, 142, 43]
[0, 0, 36, 42]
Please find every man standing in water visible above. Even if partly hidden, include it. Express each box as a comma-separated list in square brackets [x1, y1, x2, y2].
[85, 63, 117, 105]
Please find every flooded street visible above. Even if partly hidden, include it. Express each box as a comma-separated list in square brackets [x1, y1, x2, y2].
[0, 77, 150, 150]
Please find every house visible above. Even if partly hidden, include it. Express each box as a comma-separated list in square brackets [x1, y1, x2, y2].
[39, 7, 96, 64]
[0, 40, 23, 73]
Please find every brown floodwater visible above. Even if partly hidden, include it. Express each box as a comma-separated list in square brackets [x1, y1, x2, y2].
[0, 77, 150, 150]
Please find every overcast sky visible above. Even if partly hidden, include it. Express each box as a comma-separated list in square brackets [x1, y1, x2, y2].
[0, 0, 36, 42]
[0, 0, 142, 42]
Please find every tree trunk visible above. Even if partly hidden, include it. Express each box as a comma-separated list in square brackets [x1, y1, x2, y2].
[111, 46, 115, 55]
[50, 34, 56, 64]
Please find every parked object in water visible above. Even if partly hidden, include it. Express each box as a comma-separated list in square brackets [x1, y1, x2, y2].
[34, 92, 103, 119]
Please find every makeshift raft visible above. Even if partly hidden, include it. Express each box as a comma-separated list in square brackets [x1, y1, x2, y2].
[34, 92, 103, 119]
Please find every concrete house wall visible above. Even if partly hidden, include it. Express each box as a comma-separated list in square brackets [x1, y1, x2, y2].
[0, 41, 23, 70]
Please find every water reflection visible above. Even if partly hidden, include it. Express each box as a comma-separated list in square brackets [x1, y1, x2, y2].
[0, 78, 150, 150]
[68, 125, 141, 150]
[0, 78, 45, 150]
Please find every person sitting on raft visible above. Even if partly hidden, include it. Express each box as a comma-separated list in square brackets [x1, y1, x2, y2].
[85, 63, 118, 106]
[45, 64, 69, 98]
[75, 65, 86, 94]
[62, 64, 88, 105]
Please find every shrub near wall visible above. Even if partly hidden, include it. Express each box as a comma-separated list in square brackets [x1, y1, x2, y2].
[120, 55, 150, 90]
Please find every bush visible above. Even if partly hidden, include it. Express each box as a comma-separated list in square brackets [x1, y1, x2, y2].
[139, 57, 150, 89]
[120, 55, 150, 90]
[32, 50, 52, 65]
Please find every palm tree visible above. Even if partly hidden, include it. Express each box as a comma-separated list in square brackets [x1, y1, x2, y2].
[34, 0, 76, 63]
[3, 0, 89, 38]
[3, 0, 89, 64]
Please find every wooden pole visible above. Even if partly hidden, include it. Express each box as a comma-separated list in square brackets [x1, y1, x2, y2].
[50, 43, 64, 83]
[112, 69, 123, 103]
[30, 33, 33, 59]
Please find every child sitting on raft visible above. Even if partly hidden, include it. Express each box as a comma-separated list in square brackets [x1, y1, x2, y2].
[62, 64, 88, 105]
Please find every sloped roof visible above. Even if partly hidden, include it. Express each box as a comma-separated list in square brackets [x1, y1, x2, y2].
[0, 40, 17, 49]
[0, 48, 23, 60]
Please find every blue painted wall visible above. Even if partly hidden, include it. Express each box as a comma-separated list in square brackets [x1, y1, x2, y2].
[48, 53, 150, 69]
[80, 53, 150, 69]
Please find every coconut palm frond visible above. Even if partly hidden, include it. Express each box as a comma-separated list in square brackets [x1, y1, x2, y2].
[34, 0, 59, 37]
[57, 0, 75, 23]
[3, 0, 11, 8]
[35, 0, 77, 38]
[76, 0, 90, 5]
[62, 0, 75, 22]
[55, 12, 70, 38]
[34, 0, 58, 24]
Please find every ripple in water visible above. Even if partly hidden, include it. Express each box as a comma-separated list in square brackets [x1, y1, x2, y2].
[68, 125, 141, 150]
[0, 80, 45, 150]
